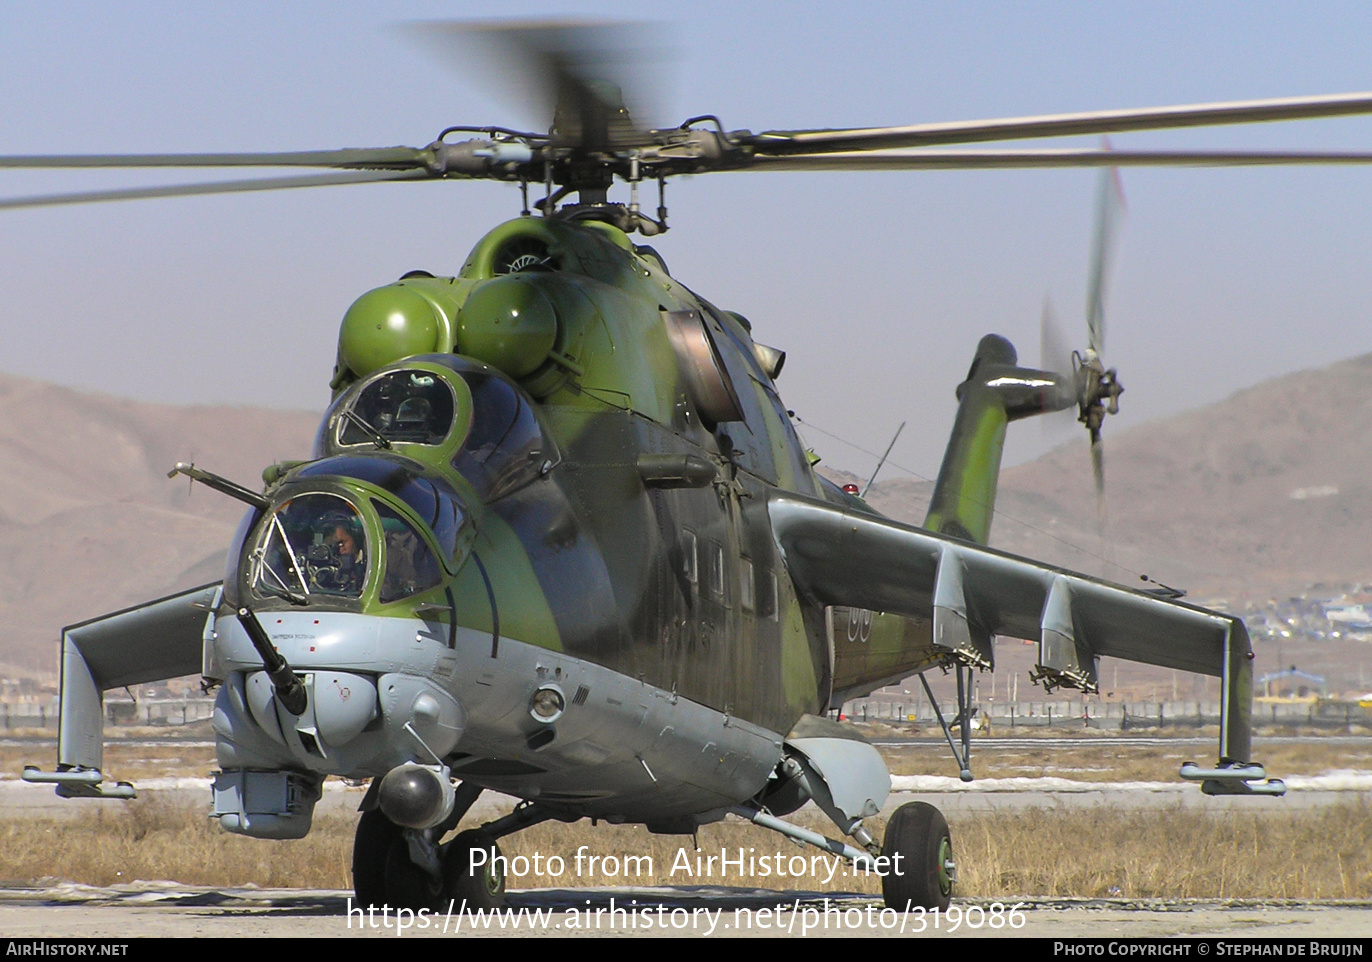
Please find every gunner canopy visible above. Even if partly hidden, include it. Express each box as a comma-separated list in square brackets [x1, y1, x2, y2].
[251, 493, 367, 600]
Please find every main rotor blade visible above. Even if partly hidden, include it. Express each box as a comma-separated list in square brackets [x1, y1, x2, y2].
[0, 169, 433, 211]
[0, 147, 433, 170]
[1085, 159, 1126, 357]
[407, 20, 669, 150]
[747, 91, 1372, 155]
[746, 148, 1372, 171]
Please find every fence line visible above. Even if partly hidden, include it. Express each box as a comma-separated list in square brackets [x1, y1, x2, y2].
[1, 695, 1366, 731]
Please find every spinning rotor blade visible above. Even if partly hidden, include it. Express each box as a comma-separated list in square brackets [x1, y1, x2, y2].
[0, 147, 433, 170]
[745, 90, 1372, 155]
[1091, 434, 1106, 498]
[1038, 297, 1073, 380]
[746, 148, 1372, 171]
[1085, 156, 1126, 357]
[405, 20, 669, 151]
[1033, 166, 1124, 498]
[1038, 297, 1077, 438]
[3, 29, 1372, 216]
[1076, 162, 1125, 504]
[0, 169, 433, 211]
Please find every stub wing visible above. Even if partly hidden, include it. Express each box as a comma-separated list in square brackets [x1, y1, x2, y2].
[769, 491, 1262, 780]
[23, 582, 221, 797]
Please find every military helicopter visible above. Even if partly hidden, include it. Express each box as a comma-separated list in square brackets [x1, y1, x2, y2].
[17, 24, 1372, 913]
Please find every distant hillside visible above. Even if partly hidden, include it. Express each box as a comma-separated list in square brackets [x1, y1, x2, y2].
[4, 353, 1371, 677]
[0, 373, 318, 676]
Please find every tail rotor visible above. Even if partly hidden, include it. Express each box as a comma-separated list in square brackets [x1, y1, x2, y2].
[1039, 145, 1127, 502]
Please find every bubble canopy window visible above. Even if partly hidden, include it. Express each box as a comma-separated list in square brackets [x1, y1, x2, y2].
[338, 369, 457, 447]
[374, 501, 443, 603]
[328, 356, 559, 503]
[250, 493, 368, 602]
[294, 455, 469, 567]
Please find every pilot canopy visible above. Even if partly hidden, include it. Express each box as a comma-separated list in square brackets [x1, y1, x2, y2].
[315, 355, 559, 503]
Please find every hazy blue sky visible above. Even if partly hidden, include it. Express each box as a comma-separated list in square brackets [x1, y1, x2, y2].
[2, 1, 1370, 482]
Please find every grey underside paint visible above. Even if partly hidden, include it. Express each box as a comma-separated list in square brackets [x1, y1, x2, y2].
[50, 592, 785, 823]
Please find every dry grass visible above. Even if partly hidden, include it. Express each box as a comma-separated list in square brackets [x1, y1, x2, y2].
[7, 732, 1364, 788]
[0, 796, 354, 889]
[3, 797, 1371, 900]
[951, 803, 1372, 899]
[5, 730, 1369, 898]
[0, 739, 218, 784]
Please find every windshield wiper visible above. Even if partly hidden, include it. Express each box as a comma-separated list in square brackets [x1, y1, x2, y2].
[343, 409, 392, 449]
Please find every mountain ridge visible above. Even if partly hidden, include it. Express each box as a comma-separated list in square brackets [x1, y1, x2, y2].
[3, 354, 1369, 676]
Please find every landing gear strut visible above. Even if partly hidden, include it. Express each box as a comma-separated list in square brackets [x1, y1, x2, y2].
[353, 775, 512, 912]
[741, 715, 957, 912]
[354, 787, 567, 911]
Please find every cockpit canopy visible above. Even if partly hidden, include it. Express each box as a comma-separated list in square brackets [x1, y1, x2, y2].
[252, 493, 369, 601]
[294, 456, 468, 563]
[317, 355, 559, 502]
[238, 454, 473, 610]
[340, 369, 454, 446]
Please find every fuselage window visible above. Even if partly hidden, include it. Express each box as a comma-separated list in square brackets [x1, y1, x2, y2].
[709, 540, 726, 602]
[682, 529, 698, 586]
[762, 570, 779, 621]
[374, 501, 443, 603]
[740, 557, 755, 611]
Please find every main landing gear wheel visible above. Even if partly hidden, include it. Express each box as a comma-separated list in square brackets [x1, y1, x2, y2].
[352, 808, 403, 908]
[354, 809, 446, 912]
[443, 829, 507, 912]
[881, 801, 955, 911]
[353, 812, 507, 912]
[383, 832, 445, 911]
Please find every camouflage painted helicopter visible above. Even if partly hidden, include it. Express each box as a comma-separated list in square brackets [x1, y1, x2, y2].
[18, 27, 1372, 913]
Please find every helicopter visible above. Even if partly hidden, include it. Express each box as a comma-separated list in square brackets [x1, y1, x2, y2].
[16, 23, 1372, 913]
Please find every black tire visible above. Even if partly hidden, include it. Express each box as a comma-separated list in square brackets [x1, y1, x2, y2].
[352, 809, 402, 908]
[442, 830, 506, 912]
[383, 832, 445, 911]
[880, 801, 954, 911]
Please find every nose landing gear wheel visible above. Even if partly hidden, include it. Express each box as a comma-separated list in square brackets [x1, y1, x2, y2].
[880, 801, 954, 911]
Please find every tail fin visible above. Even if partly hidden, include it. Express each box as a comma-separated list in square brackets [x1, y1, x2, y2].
[923, 335, 1074, 544]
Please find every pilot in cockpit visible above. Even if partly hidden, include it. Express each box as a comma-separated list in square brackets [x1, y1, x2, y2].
[318, 515, 366, 595]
